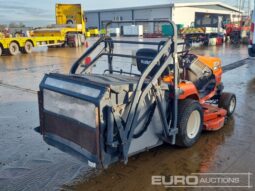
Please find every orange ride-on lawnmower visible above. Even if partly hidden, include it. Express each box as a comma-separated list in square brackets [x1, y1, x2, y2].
[37, 20, 236, 168]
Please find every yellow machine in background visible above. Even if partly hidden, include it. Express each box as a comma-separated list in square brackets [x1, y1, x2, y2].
[88, 27, 99, 36]
[0, 3, 89, 56]
[32, 3, 87, 47]
[55, 3, 86, 34]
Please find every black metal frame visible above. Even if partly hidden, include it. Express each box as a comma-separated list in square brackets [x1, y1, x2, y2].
[69, 20, 180, 164]
[39, 73, 106, 165]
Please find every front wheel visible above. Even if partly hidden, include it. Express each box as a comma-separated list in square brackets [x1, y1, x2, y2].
[176, 99, 203, 147]
[218, 93, 236, 117]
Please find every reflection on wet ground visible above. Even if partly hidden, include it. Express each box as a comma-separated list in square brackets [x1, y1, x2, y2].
[65, 120, 236, 191]
[0, 38, 254, 190]
[191, 44, 248, 66]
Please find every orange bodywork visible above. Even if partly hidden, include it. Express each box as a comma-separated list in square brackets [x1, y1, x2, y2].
[178, 81, 199, 100]
[163, 54, 226, 131]
[197, 55, 223, 86]
[178, 56, 223, 102]
[163, 55, 223, 102]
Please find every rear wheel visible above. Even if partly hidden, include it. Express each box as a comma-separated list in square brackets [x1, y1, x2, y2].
[176, 99, 203, 147]
[66, 34, 79, 47]
[218, 93, 236, 117]
[0, 46, 2, 56]
[20, 41, 33, 54]
[8, 42, 19, 55]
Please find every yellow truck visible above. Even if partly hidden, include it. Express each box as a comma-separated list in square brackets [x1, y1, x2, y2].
[0, 4, 87, 56]
[32, 4, 86, 45]
[56, 3, 86, 34]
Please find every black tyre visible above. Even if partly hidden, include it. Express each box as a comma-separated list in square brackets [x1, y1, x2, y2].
[176, 99, 203, 147]
[20, 41, 33, 54]
[67, 34, 78, 47]
[66, 20, 74, 25]
[0, 45, 2, 56]
[8, 42, 19, 55]
[218, 92, 236, 117]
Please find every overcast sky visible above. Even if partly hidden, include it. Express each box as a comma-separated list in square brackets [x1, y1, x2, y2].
[0, 0, 253, 26]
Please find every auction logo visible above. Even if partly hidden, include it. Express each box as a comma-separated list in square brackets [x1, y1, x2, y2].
[152, 173, 253, 188]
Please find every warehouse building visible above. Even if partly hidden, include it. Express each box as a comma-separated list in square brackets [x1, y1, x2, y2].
[85, 2, 242, 32]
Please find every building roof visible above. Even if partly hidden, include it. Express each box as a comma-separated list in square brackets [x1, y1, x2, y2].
[174, 2, 241, 12]
[86, 1, 242, 13]
[86, 4, 172, 12]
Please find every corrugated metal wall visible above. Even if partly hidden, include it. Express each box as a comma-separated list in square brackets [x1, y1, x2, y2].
[85, 5, 239, 31]
[86, 12, 99, 28]
[85, 7, 172, 32]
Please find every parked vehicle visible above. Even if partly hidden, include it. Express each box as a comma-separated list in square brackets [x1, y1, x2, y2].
[37, 20, 236, 169]
[181, 27, 224, 47]
[0, 4, 87, 56]
[88, 27, 99, 36]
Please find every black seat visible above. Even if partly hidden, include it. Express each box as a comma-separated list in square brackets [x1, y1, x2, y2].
[136, 48, 168, 77]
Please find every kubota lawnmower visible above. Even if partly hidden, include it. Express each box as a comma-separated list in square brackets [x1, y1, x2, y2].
[37, 20, 236, 169]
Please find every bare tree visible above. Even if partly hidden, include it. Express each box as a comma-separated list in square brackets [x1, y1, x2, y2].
[0, 24, 7, 31]
[9, 22, 26, 28]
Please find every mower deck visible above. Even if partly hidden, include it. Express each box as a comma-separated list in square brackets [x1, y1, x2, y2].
[202, 103, 227, 131]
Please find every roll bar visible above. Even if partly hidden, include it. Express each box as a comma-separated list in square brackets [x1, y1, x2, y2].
[70, 19, 179, 75]
[105, 20, 179, 161]
[69, 20, 180, 162]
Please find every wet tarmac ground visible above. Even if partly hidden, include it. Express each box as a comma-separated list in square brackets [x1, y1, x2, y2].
[0, 39, 254, 191]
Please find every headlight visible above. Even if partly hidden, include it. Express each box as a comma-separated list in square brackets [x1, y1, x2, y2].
[213, 61, 221, 70]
